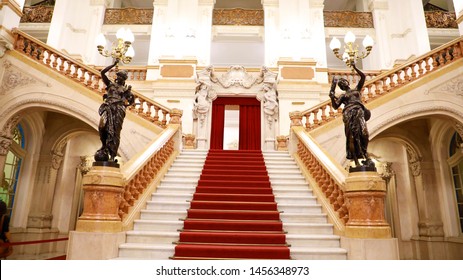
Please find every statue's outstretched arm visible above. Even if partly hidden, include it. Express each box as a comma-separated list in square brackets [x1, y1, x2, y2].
[101, 59, 119, 86]
[352, 64, 365, 91]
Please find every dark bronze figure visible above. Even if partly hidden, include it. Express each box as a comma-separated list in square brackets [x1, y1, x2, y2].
[329, 64, 375, 171]
[94, 59, 134, 163]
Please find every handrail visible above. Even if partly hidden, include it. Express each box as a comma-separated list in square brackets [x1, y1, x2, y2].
[1, 237, 68, 260]
[119, 124, 180, 221]
[301, 36, 463, 131]
[291, 126, 348, 233]
[12, 28, 173, 128]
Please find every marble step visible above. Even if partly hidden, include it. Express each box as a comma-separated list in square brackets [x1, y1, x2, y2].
[151, 193, 193, 202]
[140, 210, 187, 220]
[273, 188, 313, 196]
[278, 203, 322, 214]
[145, 201, 191, 211]
[280, 213, 327, 223]
[290, 247, 347, 260]
[133, 220, 183, 231]
[118, 244, 175, 260]
[286, 234, 341, 248]
[125, 231, 180, 244]
[156, 185, 196, 193]
[275, 195, 317, 204]
[284, 223, 334, 235]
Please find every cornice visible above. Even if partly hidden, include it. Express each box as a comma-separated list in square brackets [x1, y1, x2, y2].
[0, 0, 23, 17]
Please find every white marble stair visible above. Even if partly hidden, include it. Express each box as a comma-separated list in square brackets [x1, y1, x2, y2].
[263, 151, 347, 260]
[117, 149, 207, 259]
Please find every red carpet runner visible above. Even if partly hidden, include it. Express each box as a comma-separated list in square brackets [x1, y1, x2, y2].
[172, 150, 290, 259]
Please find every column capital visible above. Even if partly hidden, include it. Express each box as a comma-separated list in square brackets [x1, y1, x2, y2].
[368, 0, 389, 11]
[261, 0, 279, 7]
[0, 136, 12, 156]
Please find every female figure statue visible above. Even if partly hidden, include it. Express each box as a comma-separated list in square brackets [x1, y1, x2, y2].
[193, 82, 215, 125]
[329, 64, 374, 170]
[94, 59, 134, 163]
[262, 82, 279, 126]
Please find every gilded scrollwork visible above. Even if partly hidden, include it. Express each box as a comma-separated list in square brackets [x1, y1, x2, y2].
[20, 6, 54, 23]
[425, 11, 458, 29]
[323, 11, 373, 28]
[213, 8, 264, 26]
[104, 8, 154, 25]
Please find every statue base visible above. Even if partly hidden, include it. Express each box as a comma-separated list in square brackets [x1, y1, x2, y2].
[349, 165, 377, 173]
[93, 161, 120, 168]
[76, 164, 124, 233]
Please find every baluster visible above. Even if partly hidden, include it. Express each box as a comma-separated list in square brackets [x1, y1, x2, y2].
[137, 98, 145, 115]
[24, 40, 32, 57]
[312, 110, 319, 127]
[304, 113, 311, 131]
[161, 110, 168, 127]
[153, 107, 160, 123]
[44, 50, 52, 66]
[320, 105, 327, 123]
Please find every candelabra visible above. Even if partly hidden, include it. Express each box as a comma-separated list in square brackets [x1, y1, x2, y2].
[329, 31, 374, 68]
[95, 27, 135, 66]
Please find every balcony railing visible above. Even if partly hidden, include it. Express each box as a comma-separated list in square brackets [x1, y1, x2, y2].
[20, 7, 458, 30]
[213, 8, 264, 26]
[20, 6, 54, 23]
[103, 8, 153, 25]
[324, 11, 374, 28]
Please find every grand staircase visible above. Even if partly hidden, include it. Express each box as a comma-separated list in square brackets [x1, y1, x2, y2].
[117, 149, 346, 260]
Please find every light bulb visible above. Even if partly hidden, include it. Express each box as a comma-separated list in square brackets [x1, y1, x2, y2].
[124, 28, 134, 43]
[344, 31, 356, 44]
[329, 37, 341, 50]
[116, 27, 126, 40]
[363, 35, 374, 48]
[95, 33, 106, 47]
[125, 46, 135, 58]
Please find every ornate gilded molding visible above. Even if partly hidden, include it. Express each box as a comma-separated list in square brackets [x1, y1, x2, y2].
[324, 11, 373, 28]
[104, 8, 153, 25]
[20, 6, 54, 23]
[425, 75, 463, 97]
[425, 11, 458, 29]
[0, 60, 42, 95]
[213, 8, 264, 26]
[0, 136, 12, 156]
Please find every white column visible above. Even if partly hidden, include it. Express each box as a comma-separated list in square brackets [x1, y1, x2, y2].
[365, 0, 392, 69]
[0, 0, 25, 56]
[262, 0, 280, 67]
[366, 0, 430, 70]
[454, 0, 463, 35]
[308, 0, 328, 69]
[196, 0, 215, 66]
[47, 0, 109, 64]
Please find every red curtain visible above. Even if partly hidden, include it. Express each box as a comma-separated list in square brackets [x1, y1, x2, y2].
[210, 97, 261, 150]
[239, 103, 261, 150]
[210, 102, 225, 150]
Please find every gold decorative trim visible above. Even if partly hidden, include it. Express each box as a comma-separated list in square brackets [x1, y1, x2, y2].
[104, 8, 153, 25]
[277, 59, 317, 66]
[457, 11, 463, 24]
[20, 6, 53, 23]
[167, 100, 180, 103]
[425, 11, 458, 28]
[213, 8, 264, 26]
[324, 11, 373, 28]
[0, 0, 23, 17]
[292, 102, 305, 105]
[0, 25, 14, 41]
[159, 59, 198, 64]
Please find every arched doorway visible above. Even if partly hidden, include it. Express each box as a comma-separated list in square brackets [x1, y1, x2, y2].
[210, 97, 261, 150]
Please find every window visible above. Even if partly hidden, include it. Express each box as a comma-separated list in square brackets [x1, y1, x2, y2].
[1, 125, 25, 217]
[449, 132, 463, 232]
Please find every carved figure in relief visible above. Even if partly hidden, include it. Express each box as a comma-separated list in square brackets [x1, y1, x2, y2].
[262, 82, 279, 123]
[94, 59, 134, 163]
[193, 82, 215, 124]
[329, 63, 374, 170]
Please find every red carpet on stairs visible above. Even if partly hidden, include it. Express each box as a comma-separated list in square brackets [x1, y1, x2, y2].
[172, 149, 291, 260]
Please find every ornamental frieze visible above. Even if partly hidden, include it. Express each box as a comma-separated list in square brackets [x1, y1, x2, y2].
[104, 8, 153, 25]
[213, 8, 264, 26]
[20, 6, 54, 23]
[425, 11, 458, 28]
[323, 11, 373, 28]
